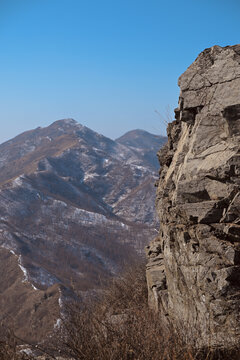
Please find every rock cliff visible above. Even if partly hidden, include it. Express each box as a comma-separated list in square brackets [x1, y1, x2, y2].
[146, 45, 240, 348]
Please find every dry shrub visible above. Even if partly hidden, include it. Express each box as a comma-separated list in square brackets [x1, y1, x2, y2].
[57, 262, 240, 360]
[1, 263, 240, 359]
[0, 325, 32, 360]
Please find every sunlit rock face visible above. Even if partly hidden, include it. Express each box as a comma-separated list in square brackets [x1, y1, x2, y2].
[146, 45, 240, 348]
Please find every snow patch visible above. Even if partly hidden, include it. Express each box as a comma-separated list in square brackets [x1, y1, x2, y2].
[20, 348, 33, 356]
[103, 158, 110, 165]
[84, 172, 99, 181]
[18, 256, 28, 281]
[132, 165, 145, 171]
[54, 318, 62, 329]
[11, 175, 24, 188]
[18, 255, 37, 290]
[58, 295, 63, 309]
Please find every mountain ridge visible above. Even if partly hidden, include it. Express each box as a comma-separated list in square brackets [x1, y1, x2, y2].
[0, 119, 166, 343]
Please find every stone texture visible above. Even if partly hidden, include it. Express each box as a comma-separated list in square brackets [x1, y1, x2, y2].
[146, 45, 240, 349]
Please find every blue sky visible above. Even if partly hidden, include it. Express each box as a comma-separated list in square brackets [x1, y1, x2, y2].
[0, 0, 239, 142]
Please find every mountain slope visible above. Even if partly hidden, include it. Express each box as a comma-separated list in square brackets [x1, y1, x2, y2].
[0, 247, 60, 343]
[0, 119, 165, 343]
[116, 129, 167, 169]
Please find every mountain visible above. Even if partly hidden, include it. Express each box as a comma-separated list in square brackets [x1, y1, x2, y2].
[0, 119, 166, 342]
[116, 129, 167, 169]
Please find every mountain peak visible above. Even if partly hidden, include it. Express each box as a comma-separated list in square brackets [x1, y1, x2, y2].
[116, 129, 167, 150]
[53, 118, 77, 125]
[50, 118, 82, 128]
[117, 129, 157, 137]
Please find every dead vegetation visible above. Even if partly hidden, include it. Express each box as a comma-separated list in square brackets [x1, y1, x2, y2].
[0, 325, 31, 360]
[1, 262, 240, 359]
[55, 262, 240, 360]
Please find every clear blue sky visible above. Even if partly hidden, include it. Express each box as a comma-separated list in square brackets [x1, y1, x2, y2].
[0, 0, 239, 143]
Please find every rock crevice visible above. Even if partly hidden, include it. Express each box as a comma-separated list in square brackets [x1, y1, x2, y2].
[146, 45, 240, 348]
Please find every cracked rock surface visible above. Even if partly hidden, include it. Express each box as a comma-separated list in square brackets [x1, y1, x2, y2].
[146, 44, 240, 348]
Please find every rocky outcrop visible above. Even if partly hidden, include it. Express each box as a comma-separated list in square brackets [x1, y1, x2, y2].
[146, 45, 240, 348]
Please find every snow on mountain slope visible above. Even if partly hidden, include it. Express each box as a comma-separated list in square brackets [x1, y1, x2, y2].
[0, 119, 165, 342]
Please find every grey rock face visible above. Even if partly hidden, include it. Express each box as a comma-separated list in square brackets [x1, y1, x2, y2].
[146, 45, 240, 348]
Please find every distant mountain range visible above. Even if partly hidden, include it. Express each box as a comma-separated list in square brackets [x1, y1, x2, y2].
[0, 119, 166, 342]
